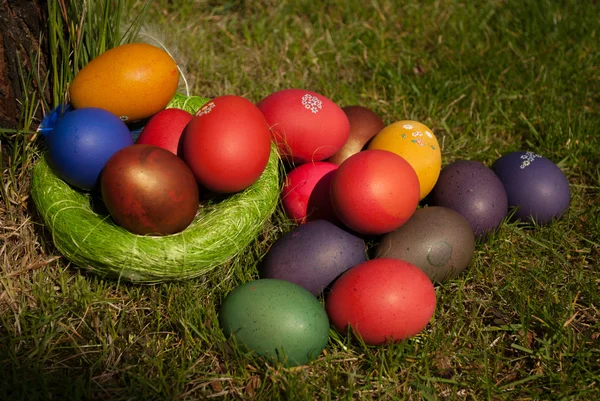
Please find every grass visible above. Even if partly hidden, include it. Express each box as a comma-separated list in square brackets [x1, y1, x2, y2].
[1, 0, 599, 399]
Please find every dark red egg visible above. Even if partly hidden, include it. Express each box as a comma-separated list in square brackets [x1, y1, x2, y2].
[326, 258, 436, 345]
[257, 88, 350, 164]
[328, 105, 386, 165]
[330, 149, 420, 235]
[182, 95, 272, 193]
[136, 108, 193, 154]
[101, 144, 199, 235]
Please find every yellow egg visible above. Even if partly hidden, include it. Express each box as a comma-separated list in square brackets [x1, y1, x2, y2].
[69, 43, 179, 122]
[368, 120, 441, 200]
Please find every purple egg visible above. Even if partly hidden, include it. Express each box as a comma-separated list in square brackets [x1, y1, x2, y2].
[260, 219, 366, 296]
[491, 151, 570, 225]
[429, 160, 508, 239]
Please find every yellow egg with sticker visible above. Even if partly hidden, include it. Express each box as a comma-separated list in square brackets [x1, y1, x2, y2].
[368, 120, 441, 200]
[69, 43, 179, 123]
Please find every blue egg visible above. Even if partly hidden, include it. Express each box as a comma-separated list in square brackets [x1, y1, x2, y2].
[45, 107, 134, 191]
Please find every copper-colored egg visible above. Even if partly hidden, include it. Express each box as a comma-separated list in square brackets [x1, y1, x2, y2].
[328, 105, 386, 165]
[101, 144, 199, 235]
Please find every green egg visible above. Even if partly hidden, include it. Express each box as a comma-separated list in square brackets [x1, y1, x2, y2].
[219, 279, 330, 367]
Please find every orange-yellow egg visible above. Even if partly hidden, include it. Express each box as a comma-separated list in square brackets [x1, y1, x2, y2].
[368, 120, 441, 200]
[69, 43, 179, 122]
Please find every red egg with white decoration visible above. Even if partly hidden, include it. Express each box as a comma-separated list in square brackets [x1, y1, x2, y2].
[257, 89, 350, 164]
[181, 95, 272, 193]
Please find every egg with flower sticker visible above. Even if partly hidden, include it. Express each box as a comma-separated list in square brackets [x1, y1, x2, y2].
[368, 121, 441, 200]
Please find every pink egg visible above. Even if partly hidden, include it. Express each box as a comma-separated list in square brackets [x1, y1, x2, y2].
[136, 108, 193, 155]
[281, 162, 339, 224]
[257, 89, 350, 164]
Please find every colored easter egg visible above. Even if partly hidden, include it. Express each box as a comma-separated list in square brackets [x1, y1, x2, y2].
[491, 151, 570, 225]
[368, 120, 441, 200]
[281, 162, 338, 223]
[135, 108, 193, 154]
[257, 88, 350, 164]
[45, 107, 134, 191]
[181, 95, 272, 193]
[429, 160, 508, 239]
[101, 144, 199, 235]
[326, 258, 436, 345]
[375, 206, 475, 282]
[70, 43, 179, 122]
[260, 219, 367, 296]
[330, 149, 420, 235]
[328, 105, 386, 165]
[219, 279, 330, 367]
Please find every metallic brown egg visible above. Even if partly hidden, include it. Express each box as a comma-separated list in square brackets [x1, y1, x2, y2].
[328, 105, 386, 165]
[101, 144, 200, 235]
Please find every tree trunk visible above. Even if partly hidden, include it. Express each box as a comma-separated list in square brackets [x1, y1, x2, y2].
[0, 0, 49, 130]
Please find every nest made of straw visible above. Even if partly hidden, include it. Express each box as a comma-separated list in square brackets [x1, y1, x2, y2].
[31, 94, 281, 283]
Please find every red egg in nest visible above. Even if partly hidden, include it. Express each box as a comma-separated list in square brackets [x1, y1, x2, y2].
[326, 258, 437, 345]
[281, 162, 339, 224]
[330, 149, 420, 235]
[136, 108, 193, 155]
[257, 88, 349, 164]
[101, 144, 199, 235]
[182, 95, 272, 193]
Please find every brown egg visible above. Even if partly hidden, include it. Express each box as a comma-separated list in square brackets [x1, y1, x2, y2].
[101, 144, 199, 235]
[374, 206, 475, 282]
[327, 105, 385, 165]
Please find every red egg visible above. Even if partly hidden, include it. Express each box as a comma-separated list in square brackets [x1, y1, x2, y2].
[101, 144, 199, 235]
[182, 95, 272, 193]
[257, 88, 350, 164]
[330, 149, 420, 235]
[281, 162, 339, 224]
[136, 108, 193, 154]
[326, 258, 436, 345]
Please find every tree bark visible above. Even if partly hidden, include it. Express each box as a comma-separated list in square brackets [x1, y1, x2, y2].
[0, 0, 49, 130]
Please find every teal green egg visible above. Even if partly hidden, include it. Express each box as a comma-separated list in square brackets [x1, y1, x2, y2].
[219, 279, 330, 367]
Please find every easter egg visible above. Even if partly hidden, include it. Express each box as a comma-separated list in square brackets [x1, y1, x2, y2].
[281, 162, 338, 223]
[491, 151, 570, 225]
[326, 258, 436, 345]
[69, 43, 179, 123]
[219, 279, 330, 367]
[45, 107, 134, 191]
[135, 108, 193, 154]
[429, 160, 508, 239]
[182, 95, 272, 193]
[368, 120, 441, 200]
[328, 105, 386, 165]
[101, 144, 199, 235]
[330, 149, 420, 235]
[257, 88, 350, 164]
[260, 219, 367, 296]
[375, 206, 475, 282]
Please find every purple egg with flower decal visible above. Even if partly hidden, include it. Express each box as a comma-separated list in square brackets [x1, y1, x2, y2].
[491, 151, 570, 225]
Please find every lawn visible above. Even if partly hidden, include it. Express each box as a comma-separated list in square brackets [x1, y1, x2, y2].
[1, 0, 599, 400]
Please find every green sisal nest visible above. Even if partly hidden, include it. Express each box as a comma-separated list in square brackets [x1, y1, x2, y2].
[31, 94, 281, 283]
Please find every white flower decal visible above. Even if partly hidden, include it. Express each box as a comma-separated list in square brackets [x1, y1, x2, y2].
[196, 102, 215, 116]
[403, 124, 413, 130]
[301, 94, 322, 113]
[519, 151, 542, 169]
[425, 131, 433, 138]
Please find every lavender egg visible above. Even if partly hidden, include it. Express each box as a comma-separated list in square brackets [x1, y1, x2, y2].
[260, 219, 367, 296]
[491, 151, 570, 225]
[429, 160, 508, 239]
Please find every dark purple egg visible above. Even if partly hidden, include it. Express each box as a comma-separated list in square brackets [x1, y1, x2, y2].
[260, 219, 367, 296]
[374, 206, 475, 282]
[429, 160, 508, 239]
[491, 151, 570, 225]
